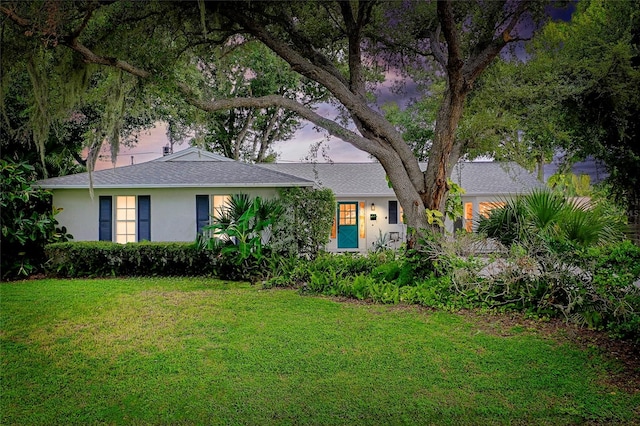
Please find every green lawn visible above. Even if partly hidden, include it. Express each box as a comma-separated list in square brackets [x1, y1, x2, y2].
[1, 278, 638, 425]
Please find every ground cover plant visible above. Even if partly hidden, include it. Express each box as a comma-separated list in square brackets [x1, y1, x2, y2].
[1, 277, 639, 425]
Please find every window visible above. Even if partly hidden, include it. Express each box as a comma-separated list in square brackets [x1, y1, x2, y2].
[196, 195, 210, 233]
[464, 202, 473, 232]
[388, 200, 398, 224]
[116, 196, 136, 243]
[212, 195, 231, 219]
[338, 203, 357, 225]
[479, 202, 506, 218]
[99, 196, 112, 241]
[99, 195, 150, 243]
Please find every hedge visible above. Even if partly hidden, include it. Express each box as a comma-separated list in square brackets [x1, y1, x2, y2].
[45, 241, 220, 278]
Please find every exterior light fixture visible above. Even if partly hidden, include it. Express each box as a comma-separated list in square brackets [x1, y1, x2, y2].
[371, 203, 375, 211]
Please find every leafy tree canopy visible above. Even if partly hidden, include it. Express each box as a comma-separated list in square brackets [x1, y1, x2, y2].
[1, 0, 554, 239]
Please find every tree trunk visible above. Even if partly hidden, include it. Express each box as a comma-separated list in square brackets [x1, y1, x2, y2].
[423, 87, 467, 214]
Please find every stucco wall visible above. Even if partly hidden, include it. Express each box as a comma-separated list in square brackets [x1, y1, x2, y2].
[53, 187, 279, 242]
[53, 189, 518, 251]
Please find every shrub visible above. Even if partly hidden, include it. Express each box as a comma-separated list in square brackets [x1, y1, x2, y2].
[1, 160, 71, 279]
[477, 188, 625, 249]
[45, 241, 218, 278]
[271, 187, 335, 259]
[576, 240, 640, 341]
[198, 194, 283, 282]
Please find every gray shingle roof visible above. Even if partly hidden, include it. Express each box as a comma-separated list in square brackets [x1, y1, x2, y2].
[37, 153, 313, 189]
[37, 145, 542, 195]
[259, 162, 543, 196]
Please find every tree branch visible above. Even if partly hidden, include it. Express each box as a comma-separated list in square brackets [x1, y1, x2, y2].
[437, 0, 462, 74]
[0, 5, 32, 28]
[178, 85, 390, 158]
[430, 23, 447, 69]
[463, 1, 531, 84]
[61, 37, 151, 78]
[221, 3, 423, 186]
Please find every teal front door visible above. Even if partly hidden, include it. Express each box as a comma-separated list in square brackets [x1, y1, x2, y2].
[337, 202, 358, 249]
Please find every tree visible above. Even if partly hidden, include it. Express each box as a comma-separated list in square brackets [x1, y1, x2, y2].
[1, 0, 551, 242]
[476, 0, 640, 241]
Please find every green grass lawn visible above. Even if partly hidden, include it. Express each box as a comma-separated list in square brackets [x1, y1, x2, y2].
[1, 278, 638, 425]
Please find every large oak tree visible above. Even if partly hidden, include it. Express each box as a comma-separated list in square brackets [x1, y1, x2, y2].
[1, 0, 550, 238]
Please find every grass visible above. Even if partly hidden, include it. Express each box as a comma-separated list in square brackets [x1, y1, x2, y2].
[1, 277, 639, 425]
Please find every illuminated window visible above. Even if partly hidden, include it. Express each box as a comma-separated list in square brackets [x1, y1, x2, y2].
[212, 195, 231, 219]
[359, 202, 365, 238]
[479, 201, 506, 218]
[339, 203, 357, 225]
[464, 202, 473, 232]
[116, 196, 136, 243]
[331, 217, 337, 239]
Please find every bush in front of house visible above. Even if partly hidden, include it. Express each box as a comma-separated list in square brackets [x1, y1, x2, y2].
[1, 160, 72, 280]
[196, 189, 336, 282]
[271, 187, 336, 260]
[45, 241, 219, 278]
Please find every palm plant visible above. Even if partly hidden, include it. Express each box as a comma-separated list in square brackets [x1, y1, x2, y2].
[199, 194, 283, 265]
[477, 188, 625, 249]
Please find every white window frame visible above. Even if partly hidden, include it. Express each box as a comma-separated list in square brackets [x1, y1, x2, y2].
[115, 195, 136, 244]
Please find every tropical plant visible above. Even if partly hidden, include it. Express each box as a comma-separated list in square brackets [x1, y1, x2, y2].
[198, 194, 282, 280]
[1, 160, 72, 279]
[547, 173, 592, 197]
[200, 194, 282, 260]
[477, 188, 625, 249]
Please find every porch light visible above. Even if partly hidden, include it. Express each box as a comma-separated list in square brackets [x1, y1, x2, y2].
[371, 203, 375, 211]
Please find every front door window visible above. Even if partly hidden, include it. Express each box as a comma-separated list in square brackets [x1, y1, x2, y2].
[337, 202, 358, 249]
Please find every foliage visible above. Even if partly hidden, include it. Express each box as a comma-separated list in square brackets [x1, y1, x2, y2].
[198, 194, 282, 281]
[0, 23, 155, 176]
[381, 95, 438, 161]
[265, 227, 640, 342]
[548, 173, 592, 197]
[45, 241, 219, 278]
[371, 230, 391, 253]
[181, 42, 328, 162]
[444, 179, 466, 222]
[1, 0, 554, 238]
[1, 160, 71, 280]
[576, 241, 640, 339]
[424, 209, 444, 228]
[270, 187, 336, 260]
[477, 188, 626, 249]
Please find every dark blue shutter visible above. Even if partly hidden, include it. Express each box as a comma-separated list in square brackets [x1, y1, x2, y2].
[99, 196, 112, 241]
[138, 196, 151, 241]
[388, 200, 398, 224]
[196, 195, 210, 234]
